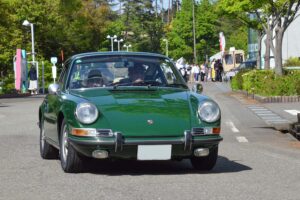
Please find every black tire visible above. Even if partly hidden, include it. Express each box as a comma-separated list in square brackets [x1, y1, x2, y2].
[59, 119, 83, 173]
[190, 146, 218, 171]
[40, 116, 59, 159]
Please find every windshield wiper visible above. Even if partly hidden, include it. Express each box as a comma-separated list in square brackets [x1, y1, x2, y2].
[164, 83, 188, 89]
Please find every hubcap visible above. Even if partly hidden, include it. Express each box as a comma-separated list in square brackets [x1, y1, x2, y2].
[62, 125, 69, 162]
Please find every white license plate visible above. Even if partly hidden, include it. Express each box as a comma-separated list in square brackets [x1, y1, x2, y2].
[137, 145, 172, 160]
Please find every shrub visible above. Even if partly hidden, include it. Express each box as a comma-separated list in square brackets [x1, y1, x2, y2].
[284, 57, 300, 67]
[231, 69, 300, 96]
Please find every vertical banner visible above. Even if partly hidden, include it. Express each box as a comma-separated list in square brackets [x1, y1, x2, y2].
[21, 50, 28, 92]
[219, 32, 226, 56]
[15, 49, 22, 91]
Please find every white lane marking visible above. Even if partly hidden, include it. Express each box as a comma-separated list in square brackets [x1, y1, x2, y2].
[251, 108, 268, 111]
[236, 136, 248, 143]
[284, 110, 300, 116]
[248, 105, 264, 108]
[225, 121, 240, 133]
[265, 119, 289, 122]
[254, 110, 273, 113]
[256, 113, 278, 116]
[260, 116, 282, 119]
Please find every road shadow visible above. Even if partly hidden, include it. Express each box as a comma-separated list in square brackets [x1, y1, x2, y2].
[82, 156, 252, 175]
[0, 105, 10, 107]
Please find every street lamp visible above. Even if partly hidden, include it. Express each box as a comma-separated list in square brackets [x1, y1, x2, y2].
[123, 44, 132, 52]
[114, 38, 124, 51]
[22, 20, 35, 64]
[107, 35, 117, 51]
[163, 39, 168, 57]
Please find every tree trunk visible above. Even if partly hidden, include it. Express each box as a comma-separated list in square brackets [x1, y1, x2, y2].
[257, 33, 263, 69]
[264, 26, 271, 69]
[274, 28, 284, 76]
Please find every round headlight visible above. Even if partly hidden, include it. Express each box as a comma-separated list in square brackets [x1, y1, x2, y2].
[198, 101, 220, 123]
[75, 103, 98, 124]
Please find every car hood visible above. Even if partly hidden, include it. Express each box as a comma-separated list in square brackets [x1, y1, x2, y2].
[71, 88, 191, 137]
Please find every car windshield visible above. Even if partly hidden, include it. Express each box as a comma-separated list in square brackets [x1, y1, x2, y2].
[68, 55, 187, 89]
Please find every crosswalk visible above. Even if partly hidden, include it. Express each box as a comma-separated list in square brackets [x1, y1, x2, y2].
[247, 105, 291, 125]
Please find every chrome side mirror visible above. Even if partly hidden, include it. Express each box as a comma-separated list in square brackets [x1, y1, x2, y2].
[48, 83, 60, 95]
[192, 83, 203, 94]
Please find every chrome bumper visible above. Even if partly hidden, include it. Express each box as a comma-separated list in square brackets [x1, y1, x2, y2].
[69, 131, 223, 152]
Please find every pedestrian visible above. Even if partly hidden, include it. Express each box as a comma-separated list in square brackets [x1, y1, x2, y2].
[191, 64, 200, 82]
[217, 60, 224, 82]
[28, 64, 38, 94]
[214, 60, 220, 81]
[204, 61, 209, 82]
[211, 59, 216, 82]
[200, 63, 205, 82]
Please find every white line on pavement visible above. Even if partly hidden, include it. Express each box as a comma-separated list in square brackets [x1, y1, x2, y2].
[236, 136, 248, 143]
[284, 110, 300, 116]
[225, 121, 240, 133]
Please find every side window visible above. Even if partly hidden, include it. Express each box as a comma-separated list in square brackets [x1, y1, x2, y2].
[58, 61, 71, 88]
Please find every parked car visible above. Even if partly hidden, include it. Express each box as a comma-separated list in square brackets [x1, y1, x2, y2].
[224, 60, 257, 81]
[39, 52, 222, 173]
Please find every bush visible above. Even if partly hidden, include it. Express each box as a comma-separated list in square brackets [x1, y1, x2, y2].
[231, 69, 300, 96]
[284, 57, 300, 67]
[0, 75, 15, 94]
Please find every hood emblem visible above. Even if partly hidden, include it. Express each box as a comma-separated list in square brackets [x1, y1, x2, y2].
[147, 120, 154, 125]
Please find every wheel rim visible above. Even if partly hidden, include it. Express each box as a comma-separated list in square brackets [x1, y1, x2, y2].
[61, 125, 69, 162]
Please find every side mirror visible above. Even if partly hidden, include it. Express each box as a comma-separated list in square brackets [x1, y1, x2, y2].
[48, 83, 60, 95]
[192, 83, 203, 93]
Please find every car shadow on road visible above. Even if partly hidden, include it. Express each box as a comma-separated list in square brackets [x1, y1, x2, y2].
[83, 156, 252, 175]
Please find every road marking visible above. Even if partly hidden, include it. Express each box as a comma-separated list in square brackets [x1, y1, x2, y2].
[256, 113, 277, 116]
[251, 108, 269, 111]
[225, 121, 240, 133]
[284, 110, 300, 116]
[254, 111, 273, 113]
[260, 116, 282, 119]
[236, 136, 248, 143]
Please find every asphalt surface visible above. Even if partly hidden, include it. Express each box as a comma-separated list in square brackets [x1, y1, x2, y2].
[1, 83, 300, 200]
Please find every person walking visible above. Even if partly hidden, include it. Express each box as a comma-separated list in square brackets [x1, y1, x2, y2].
[28, 64, 38, 94]
[211, 59, 216, 82]
[200, 63, 205, 82]
[191, 64, 200, 82]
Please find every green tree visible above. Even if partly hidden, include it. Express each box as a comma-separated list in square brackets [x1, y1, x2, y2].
[166, 0, 194, 62]
[219, 0, 300, 75]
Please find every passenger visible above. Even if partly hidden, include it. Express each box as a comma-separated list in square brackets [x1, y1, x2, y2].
[128, 64, 145, 83]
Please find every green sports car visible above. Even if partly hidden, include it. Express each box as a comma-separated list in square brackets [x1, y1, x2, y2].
[39, 52, 222, 173]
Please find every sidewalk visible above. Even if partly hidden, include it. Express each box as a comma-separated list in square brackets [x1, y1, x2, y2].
[231, 90, 300, 139]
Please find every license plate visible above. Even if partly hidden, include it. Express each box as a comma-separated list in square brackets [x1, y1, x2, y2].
[137, 145, 172, 160]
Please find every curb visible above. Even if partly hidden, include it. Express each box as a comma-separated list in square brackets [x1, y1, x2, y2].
[0, 93, 31, 99]
[234, 90, 300, 103]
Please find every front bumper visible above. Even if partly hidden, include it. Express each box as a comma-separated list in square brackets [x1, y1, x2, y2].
[69, 131, 223, 159]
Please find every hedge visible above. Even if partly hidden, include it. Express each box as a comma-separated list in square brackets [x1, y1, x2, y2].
[231, 69, 300, 96]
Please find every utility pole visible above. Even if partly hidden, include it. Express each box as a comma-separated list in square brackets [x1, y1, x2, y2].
[168, 0, 170, 24]
[192, 0, 197, 63]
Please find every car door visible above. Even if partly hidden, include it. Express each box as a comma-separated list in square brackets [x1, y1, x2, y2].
[43, 61, 70, 145]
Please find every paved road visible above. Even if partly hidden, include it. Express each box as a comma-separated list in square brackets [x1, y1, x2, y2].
[1, 83, 300, 200]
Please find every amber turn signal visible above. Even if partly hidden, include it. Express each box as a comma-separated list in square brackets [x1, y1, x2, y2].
[212, 128, 221, 134]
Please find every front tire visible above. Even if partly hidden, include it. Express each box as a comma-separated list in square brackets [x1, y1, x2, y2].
[40, 116, 58, 159]
[191, 146, 218, 171]
[60, 119, 83, 173]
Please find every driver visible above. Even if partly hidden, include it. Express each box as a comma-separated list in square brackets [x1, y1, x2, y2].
[128, 64, 145, 83]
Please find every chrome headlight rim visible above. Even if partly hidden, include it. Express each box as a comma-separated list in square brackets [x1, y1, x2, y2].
[75, 102, 99, 124]
[197, 101, 220, 123]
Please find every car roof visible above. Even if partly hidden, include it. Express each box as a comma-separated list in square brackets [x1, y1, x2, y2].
[69, 51, 168, 60]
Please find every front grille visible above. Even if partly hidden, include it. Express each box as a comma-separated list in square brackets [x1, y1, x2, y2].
[96, 129, 113, 137]
[191, 127, 204, 135]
